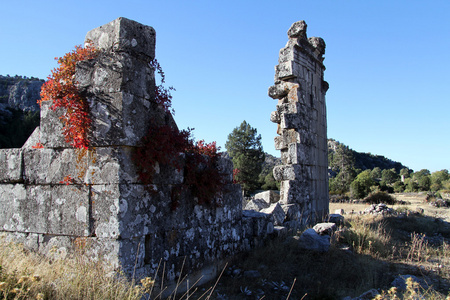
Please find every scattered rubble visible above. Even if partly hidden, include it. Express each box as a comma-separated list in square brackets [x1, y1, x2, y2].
[364, 203, 395, 215]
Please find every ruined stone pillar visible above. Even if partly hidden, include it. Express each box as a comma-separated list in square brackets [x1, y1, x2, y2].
[269, 21, 329, 224]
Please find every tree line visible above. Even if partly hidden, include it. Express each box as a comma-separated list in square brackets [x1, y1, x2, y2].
[328, 139, 449, 199]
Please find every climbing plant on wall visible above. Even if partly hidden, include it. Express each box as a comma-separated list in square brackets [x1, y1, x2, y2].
[132, 60, 226, 209]
[39, 43, 99, 149]
[133, 121, 226, 209]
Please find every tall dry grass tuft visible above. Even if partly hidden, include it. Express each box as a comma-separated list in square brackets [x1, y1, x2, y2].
[407, 232, 430, 263]
[339, 215, 394, 258]
[0, 237, 146, 299]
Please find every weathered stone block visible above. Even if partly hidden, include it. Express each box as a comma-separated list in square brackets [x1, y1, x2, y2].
[242, 210, 272, 237]
[254, 190, 280, 204]
[22, 127, 40, 149]
[287, 143, 312, 164]
[313, 222, 336, 236]
[0, 184, 28, 231]
[0, 232, 42, 252]
[118, 236, 146, 275]
[220, 184, 242, 211]
[279, 180, 310, 204]
[273, 164, 310, 181]
[274, 129, 302, 150]
[91, 184, 153, 239]
[0, 149, 23, 183]
[23, 148, 89, 184]
[46, 185, 91, 236]
[216, 156, 234, 183]
[278, 46, 294, 64]
[273, 226, 288, 238]
[85, 17, 156, 62]
[260, 203, 286, 226]
[1, 184, 89, 235]
[87, 147, 139, 184]
[280, 112, 309, 130]
[76, 52, 156, 100]
[327, 214, 344, 225]
[287, 84, 306, 104]
[308, 37, 326, 56]
[39, 101, 67, 148]
[270, 111, 280, 124]
[276, 61, 297, 80]
[268, 82, 290, 99]
[278, 101, 305, 115]
[87, 92, 167, 147]
[245, 198, 270, 211]
[282, 203, 301, 221]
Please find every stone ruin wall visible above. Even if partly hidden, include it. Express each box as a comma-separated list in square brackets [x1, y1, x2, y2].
[269, 21, 329, 224]
[0, 18, 329, 283]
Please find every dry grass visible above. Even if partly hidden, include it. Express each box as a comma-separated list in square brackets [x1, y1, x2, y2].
[0, 235, 225, 300]
[329, 194, 450, 298]
[376, 277, 448, 300]
[0, 236, 147, 300]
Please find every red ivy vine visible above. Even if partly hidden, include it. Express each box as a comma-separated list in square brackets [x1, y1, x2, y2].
[39, 43, 99, 149]
[150, 59, 175, 114]
[132, 121, 192, 185]
[132, 122, 225, 210]
[184, 140, 225, 206]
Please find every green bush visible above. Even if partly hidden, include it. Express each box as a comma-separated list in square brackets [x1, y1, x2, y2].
[393, 181, 405, 193]
[364, 192, 396, 205]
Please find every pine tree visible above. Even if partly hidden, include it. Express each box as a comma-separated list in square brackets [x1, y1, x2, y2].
[225, 121, 265, 195]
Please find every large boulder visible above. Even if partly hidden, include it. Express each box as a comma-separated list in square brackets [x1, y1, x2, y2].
[297, 228, 330, 252]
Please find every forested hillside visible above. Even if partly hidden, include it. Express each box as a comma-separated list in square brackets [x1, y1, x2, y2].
[0, 75, 42, 148]
[328, 139, 449, 199]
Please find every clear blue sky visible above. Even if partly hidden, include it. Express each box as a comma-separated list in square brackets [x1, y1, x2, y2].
[1, 0, 449, 173]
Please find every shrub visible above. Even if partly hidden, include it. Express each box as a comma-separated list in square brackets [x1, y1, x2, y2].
[364, 192, 396, 205]
[393, 181, 405, 193]
[350, 170, 374, 199]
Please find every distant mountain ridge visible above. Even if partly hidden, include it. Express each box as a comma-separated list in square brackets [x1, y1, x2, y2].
[0, 75, 42, 148]
[328, 138, 409, 173]
[261, 140, 409, 176]
[0, 75, 44, 113]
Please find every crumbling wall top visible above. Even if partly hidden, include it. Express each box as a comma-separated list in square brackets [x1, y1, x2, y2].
[285, 20, 326, 62]
[85, 17, 156, 62]
[287, 20, 307, 39]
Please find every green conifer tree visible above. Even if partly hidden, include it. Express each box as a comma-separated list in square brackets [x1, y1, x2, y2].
[225, 121, 265, 195]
